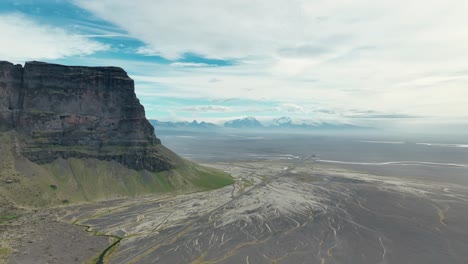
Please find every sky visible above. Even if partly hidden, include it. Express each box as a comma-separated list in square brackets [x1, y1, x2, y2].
[1, 0, 468, 131]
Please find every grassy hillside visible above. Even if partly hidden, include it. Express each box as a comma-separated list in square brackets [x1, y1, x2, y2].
[0, 132, 234, 207]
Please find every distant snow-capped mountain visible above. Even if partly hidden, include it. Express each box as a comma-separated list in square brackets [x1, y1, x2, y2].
[149, 120, 218, 130]
[272, 116, 293, 126]
[224, 117, 264, 129]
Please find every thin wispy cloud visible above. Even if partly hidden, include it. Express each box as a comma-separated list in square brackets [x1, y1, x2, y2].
[209, 78, 222, 83]
[0, 13, 108, 61]
[277, 103, 306, 113]
[170, 62, 213, 68]
[177, 105, 231, 113]
[346, 113, 426, 119]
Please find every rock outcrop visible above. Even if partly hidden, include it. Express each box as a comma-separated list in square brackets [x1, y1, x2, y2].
[0, 61, 173, 171]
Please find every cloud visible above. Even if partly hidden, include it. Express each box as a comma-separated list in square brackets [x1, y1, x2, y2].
[72, 0, 468, 126]
[209, 78, 222, 83]
[278, 44, 331, 58]
[136, 46, 163, 57]
[0, 13, 108, 61]
[276, 103, 306, 113]
[73, 0, 357, 60]
[394, 73, 468, 88]
[342, 109, 426, 119]
[347, 114, 425, 119]
[177, 105, 231, 112]
[170, 62, 213, 67]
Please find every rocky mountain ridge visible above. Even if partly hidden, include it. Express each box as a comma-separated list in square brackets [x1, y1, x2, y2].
[150, 116, 367, 131]
[149, 119, 218, 130]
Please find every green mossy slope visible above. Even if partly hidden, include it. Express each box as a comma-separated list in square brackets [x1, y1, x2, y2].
[0, 132, 234, 207]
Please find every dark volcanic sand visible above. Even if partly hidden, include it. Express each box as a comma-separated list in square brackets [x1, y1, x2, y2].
[3, 209, 109, 264]
[58, 158, 468, 264]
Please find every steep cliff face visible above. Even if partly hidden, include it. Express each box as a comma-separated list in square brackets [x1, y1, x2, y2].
[0, 61, 22, 131]
[0, 61, 173, 171]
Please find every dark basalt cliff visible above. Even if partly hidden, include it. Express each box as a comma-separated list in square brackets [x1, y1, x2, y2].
[0, 61, 174, 171]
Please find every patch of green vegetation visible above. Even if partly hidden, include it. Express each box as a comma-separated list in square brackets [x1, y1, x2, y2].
[0, 247, 11, 256]
[260, 175, 271, 183]
[237, 178, 254, 193]
[62, 199, 69, 204]
[49, 184, 58, 190]
[192, 170, 235, 190]
[27, 109, 54, 116]
[243, 178, 254, 187]
[177, 161, 235, 190]
[25, 145, 100, 156]
[0, 215, 17, 223]
[25, 144, 161, 157]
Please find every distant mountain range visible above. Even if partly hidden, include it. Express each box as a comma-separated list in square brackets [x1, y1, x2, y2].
[150, 116, 368, 131]
[149, 120, 218, 130]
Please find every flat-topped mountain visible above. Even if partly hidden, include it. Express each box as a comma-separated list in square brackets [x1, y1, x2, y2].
[0, 61, 233, 206]
[0, 61, 172, 171]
